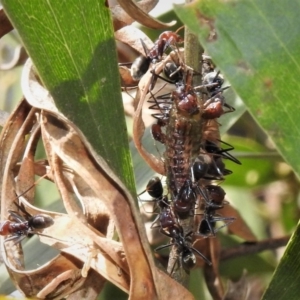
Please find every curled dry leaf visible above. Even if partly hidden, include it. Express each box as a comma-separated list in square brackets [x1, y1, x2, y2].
[1, 102, 130, 299]
[223, 271, 250, 300]
[193, 238, 225, 300]
[14, 254, 87, 299]
[115, 26, 154, 56]
[40, 111, 156, 299]
[117, 0, 176, 29]
[110, 0, 159, 30]
[0, 45, 28, 70]
[29, 204, 131, 294]
[40, 111, 193, 299]
[15, 120, 41, 202]
[0, 100, 32, 267]
[204, 239, 224, 300]
[132, 57, 170, 176]
[0, 99, 129, 297]
[21, 59, 59, 114]
[119, 65, 139, 87]
[132, 49, 185, 175]
[66, 268, 106, 300]
[0, 100, 106, 298]
[0, 109, 10, 127]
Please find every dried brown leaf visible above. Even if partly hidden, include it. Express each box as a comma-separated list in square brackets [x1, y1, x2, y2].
[40, 112, 157, 299]
[65, 171, 112, 237]
[156, 268, 195, 300]
[119, 65, 138, 87]
[0, 109, 10, 126]
[66, 268, 105, 300]
[223, 271, 250, 300]
[6, 252, 84, 299]
[115, 26, 154, 56]
[20, 200, 130, 294]
[40, 110, 194, 299]
[15, 121, 41, 203]
[0, 46, 28, 70]
[204, 239, 224, 300]
[132, 62, 166, 175]
[0, 99, 127, 297]
[21, 59, 59, 114]
[0, 100, 36, 269]
[117, 0, 176, 29]
[0, 99, 32, 185]
[110, 0, 158, 30]
[36, 270, 84, 299]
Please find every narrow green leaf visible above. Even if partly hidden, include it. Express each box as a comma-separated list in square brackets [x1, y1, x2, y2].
[262, 225, 300, 300]
[174, 1, 300, 298]
[2, 0, 135, 191]
[174, 0, 300, 178]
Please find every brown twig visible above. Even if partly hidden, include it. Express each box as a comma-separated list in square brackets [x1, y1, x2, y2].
[220, 236, 290, 261]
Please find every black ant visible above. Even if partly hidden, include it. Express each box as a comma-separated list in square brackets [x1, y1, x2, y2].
[192, 153, 232, 182]
[155, 224, 211, 271]
[197, 185, 235, 236]
[144, 178, 211, 269]
[1, 202, 54, 244]
[200, 70, 235, 119]
[201, 92, 235, 119]
[204, 139, 241, 165]
[148, 70, 233, 141]
[193, 136, 241, 181]
[143, 178, 211, 269]
[131, 30, 183, 81]
[202, 71, 225, 95]
[140, 177, 175, 229]
[172, 179, 198, 219]
[138, 177, 172, 226]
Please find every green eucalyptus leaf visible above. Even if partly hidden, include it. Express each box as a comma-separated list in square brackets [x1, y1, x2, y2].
[174, 0, 300, 178]
[262, 225, 300, 300]
[2, 0, 135, 191]
[174, 1, 300, 298]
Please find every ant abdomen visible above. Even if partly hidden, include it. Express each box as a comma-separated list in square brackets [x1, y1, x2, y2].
[28, 214, 54, 230]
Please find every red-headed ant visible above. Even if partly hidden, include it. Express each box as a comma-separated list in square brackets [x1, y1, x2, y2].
[1, 202, 54, 244]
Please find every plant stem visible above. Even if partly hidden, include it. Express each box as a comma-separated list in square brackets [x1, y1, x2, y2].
[184, 15, 204, 85]
[166, 0, 205, 287]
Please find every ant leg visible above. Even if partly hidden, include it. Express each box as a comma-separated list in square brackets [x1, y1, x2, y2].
[191, 247, 212, 265]
[155, 242, 174, 252]
[14, 202, 32, 219]
[4, 234, 26, 244]
[211, 216, 236, 234]
[7, 211, 26, 223]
